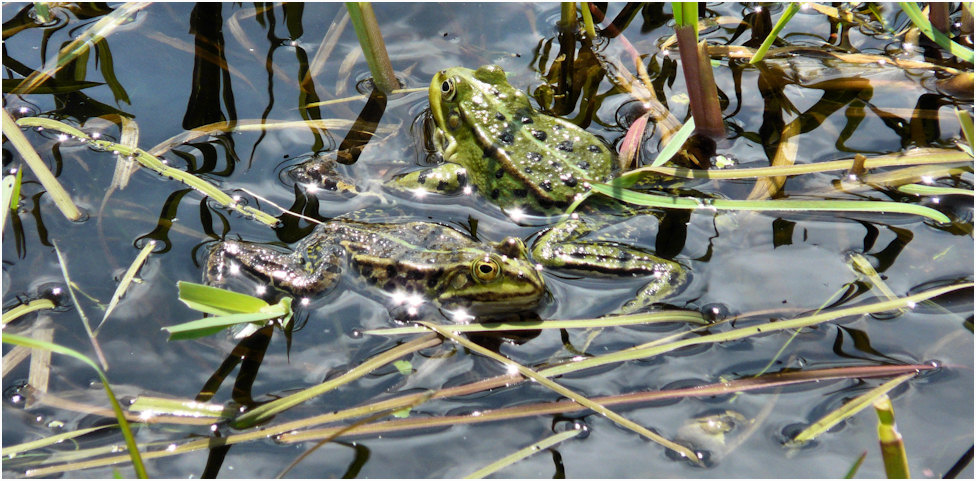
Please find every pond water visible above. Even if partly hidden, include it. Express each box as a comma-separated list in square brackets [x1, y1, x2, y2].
[2, 2, 973, 478]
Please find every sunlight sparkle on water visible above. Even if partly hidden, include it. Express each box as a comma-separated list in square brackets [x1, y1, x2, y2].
[506, 364, 520, 375]
[412, 188, 428, 199]
[300, 297, 310, 306]
[921, 175, 933, 184]
[255, 285, 267, 295]
[462, 185, 473, 195]
[450, 307, 474, 323]
[138, 410, 156, 421]
[508, 207, 526, 222]
[304, 183, 319, 194]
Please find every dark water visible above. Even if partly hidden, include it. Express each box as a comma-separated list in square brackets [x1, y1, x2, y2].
[2, 3, 973, 478]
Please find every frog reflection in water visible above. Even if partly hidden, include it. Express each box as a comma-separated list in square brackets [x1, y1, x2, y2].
[390, 65, 687, 313]
[206, 219, 546, 320]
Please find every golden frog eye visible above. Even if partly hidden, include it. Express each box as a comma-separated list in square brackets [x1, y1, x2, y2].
[441, 77, 457, 101]
[471, 257, 500, 283]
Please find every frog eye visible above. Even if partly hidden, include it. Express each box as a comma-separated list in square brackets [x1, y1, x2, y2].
[472, 257, 500, 283]
[441, 78, 457, 101]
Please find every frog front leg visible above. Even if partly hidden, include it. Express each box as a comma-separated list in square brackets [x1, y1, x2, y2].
[532, 218, 687, 314]
[389, 163, 468, 195]
[206, 240, 342, 296]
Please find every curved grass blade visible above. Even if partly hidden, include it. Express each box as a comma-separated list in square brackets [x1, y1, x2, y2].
[364, 310, 707, 336]
[2, 109, 83, 221]
[750, 3, 800, 64]
[53, 241, 108, 370]
[1, 299, 56, 326]
[1, 78, 104, 94]
[790, 373, 915, 445]
[875, 394, 911, 478]
[589, 182, 951, 223]
[464, 428, 582, 479]
[898, 2, 974, 63]
[96, 240, 155, 334]
[15, 116, 279, 226]
[1, 333, 147, 478]
[419, 322, 701, 464]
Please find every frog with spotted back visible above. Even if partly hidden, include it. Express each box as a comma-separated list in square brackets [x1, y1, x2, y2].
[206, 219, 546, 320]
[391, 65, 687, 313]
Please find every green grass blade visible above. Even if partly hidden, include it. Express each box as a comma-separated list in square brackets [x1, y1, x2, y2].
[1, 424, 121, 457]
[539, 282, 971, 378]
[2, 174, 14, 230]
[791, 373, 915, 444]
[2, 299, 56, 326]
[580, 2, 597, 38]
[2, 109, 83, 221]
[899, 2, 974, 63]
[96, 240, 155, 334]
[589, 183, 951, 223]
[1, 333, 147, 478]
[957, 108, 974, 150]
[364, 310, 707, 335]
[896, 183, 974, 197]
[750, 3, 800, 63]
[345, 2, 398, 94]
[464, 428, 582, 479]
[619, 148, 972, 182]
[875, 395, 911, 478]
[231, 334, 441, 428]
[53, 241, 109, 370]
[177, 281, 270, 316]
[163, 310, 285, 341]
[844, 451, 868, 478]
[650, 116, 695, 168]
[420, 322, 701, 463]
[14, 116, 279, 226]
[129, 396, 236, 420]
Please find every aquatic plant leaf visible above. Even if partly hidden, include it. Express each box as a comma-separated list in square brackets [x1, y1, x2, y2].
[898, 2, 974, 63]
[177, 281, 270, 316]
[749, 3, 800, 64]
[790, 373, 915, 444]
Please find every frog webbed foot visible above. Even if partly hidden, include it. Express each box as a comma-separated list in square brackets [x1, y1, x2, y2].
[389, 163, 468, 195]
[206, 240, 342, 297]
[531, 218, 688, 314]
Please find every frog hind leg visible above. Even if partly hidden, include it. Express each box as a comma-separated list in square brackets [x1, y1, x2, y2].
[389, 163, 468, 195]
[206, 240, 342, 296]
[532, 218, 687, 313]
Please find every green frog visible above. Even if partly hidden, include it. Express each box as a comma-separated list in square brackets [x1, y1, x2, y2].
[206, 219, 546, 320]
[390, 65, 688, 313]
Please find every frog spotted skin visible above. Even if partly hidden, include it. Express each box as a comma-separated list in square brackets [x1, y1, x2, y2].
[206, 220, 546, 318]
[394, 65, 615, 213]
